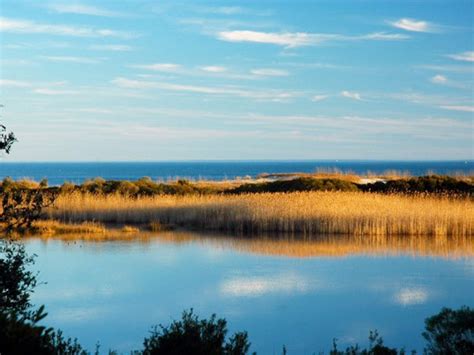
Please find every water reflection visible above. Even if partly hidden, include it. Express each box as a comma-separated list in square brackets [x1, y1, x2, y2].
[23, 231, 474, 353]
[220, 272, 313, 297]
[394, 287, 429, 306]
[34, 230, 474, 259]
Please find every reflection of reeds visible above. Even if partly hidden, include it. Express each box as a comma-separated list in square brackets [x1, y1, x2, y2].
[48, 192, 473, 237]
[156, 232, 474, 259]
[33, 231, 474, 259]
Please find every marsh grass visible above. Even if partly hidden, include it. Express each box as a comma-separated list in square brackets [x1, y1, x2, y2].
[121, 225, 140, 233]
[6, 220, 107, 236]
[47, 191, 473, 237]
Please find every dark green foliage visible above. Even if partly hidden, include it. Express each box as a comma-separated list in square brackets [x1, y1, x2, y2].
[0, 123, 16, 154]
[143, 309, 251, 355]
[0, 178, 58, 232]
[0, 241, 37, 316]
[65, 177, 211, 197]
[422, 306, 474, 355]
[330, 331, 404, 355]
[0, 310, 87, 355]
[226, 177, 359, 194]
[0, 241, 86, 355]
[360, 175, 473, 196]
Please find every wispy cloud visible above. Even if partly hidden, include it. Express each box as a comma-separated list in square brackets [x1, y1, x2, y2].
[33, 88, 79, 95]
[0, 79, 32, 87]
[341, 91, 362, 100]
[111, 77, 299, 101]
[439, 105, 474, 112]
[199, 6, 244, 15]
[0, 17, 135, 39]
[311, 94, 329, 102]
[250, 68, 289, 77]
[447, 51, 474, 62]
[130, 63, 182, 72]
[40, 55, 102, 64]
[217, 30, 408, 47]
[417, 64, 474, 73]
[89, 44, 132, 51]
[430, 74, 447, 84]
[430, 74, 468, 89]
[384, 92, 473, 110]
[47, 3, 124, 17]
[389, 18, 438, 33]
[132, 63, 266, 81]
[199, 66, 227, 73]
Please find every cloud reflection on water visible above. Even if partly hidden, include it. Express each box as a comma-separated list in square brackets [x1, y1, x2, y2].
[220, 272, 313, 297]
[394, 287, 429, 306]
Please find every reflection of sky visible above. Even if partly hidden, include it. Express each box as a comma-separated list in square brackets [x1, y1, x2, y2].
[24, 237, 474, 354]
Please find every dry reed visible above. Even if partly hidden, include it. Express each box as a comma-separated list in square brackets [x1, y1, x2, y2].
[46, 191, 473, 237]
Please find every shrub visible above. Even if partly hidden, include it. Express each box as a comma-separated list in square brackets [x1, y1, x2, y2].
[142, 309, 251, 355]
[0, 241, 36, 316]
[116, 181, 140, 196]
[227, 177, 358, 194]
[423, 306, 474, 355]
[0, 183, 57, 232]
[361, 175, 473, 195]
[330, 330, 400, 355]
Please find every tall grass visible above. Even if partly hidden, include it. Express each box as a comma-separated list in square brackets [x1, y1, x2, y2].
[47, 191, 473, 237]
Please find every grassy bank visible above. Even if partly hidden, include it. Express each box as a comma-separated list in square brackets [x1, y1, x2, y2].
[47, 191, 473, 237]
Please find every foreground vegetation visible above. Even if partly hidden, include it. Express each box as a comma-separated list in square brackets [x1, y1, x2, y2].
[48, 191, 473, 237]
[1, 240, 473, 354]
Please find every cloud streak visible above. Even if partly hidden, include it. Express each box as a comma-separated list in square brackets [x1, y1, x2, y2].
[130, 63, 182, 72]
[447, 51, 474, 62]
[0, 79, 32, 87]
[111, 77, 299, 101]
[250, 68, 289, 77]
[341, 91, 362, 100]
[217, 30, 408, 47]
[200, 66, 227, 73]
[40, 55, 102, 64]
[89, 44, 132, 51]
[389, 18, 438, 33]
[439, 105, 474, 112]
[47, 3, 124, 17]
[0, 17, 135, 39]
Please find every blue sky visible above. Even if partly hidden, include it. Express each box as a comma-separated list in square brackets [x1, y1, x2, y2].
[0, 0, 472, 161]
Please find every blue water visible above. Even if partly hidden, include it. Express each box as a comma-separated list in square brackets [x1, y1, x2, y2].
[24, 233, 474, 354]
[0, 161, 472, 185]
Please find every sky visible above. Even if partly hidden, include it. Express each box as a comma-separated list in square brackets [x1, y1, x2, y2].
[0, 0, 473, 161]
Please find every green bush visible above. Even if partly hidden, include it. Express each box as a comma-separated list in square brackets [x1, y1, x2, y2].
[143, 309, 251, 355]
[423, 306, 474, 355]
[226, 177, 358, 194]
[361, 175, 473, 195]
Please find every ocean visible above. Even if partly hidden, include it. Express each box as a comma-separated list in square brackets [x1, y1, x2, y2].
[0, 160, 472, 185]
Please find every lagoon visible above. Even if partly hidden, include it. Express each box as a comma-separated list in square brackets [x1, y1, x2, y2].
[24, 233, 474, 354]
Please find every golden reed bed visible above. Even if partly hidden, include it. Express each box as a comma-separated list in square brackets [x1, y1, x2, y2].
[46, 191, 473, 237]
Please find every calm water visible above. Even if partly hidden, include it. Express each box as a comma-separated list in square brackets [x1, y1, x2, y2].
[24, 233, 474, 354]
[1, 161, 472, 185]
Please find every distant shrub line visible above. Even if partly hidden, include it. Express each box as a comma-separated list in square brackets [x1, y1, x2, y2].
[1, 175, 472, 198]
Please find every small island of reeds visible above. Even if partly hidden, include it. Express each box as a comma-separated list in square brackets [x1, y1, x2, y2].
[1, 172, 473, 237]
